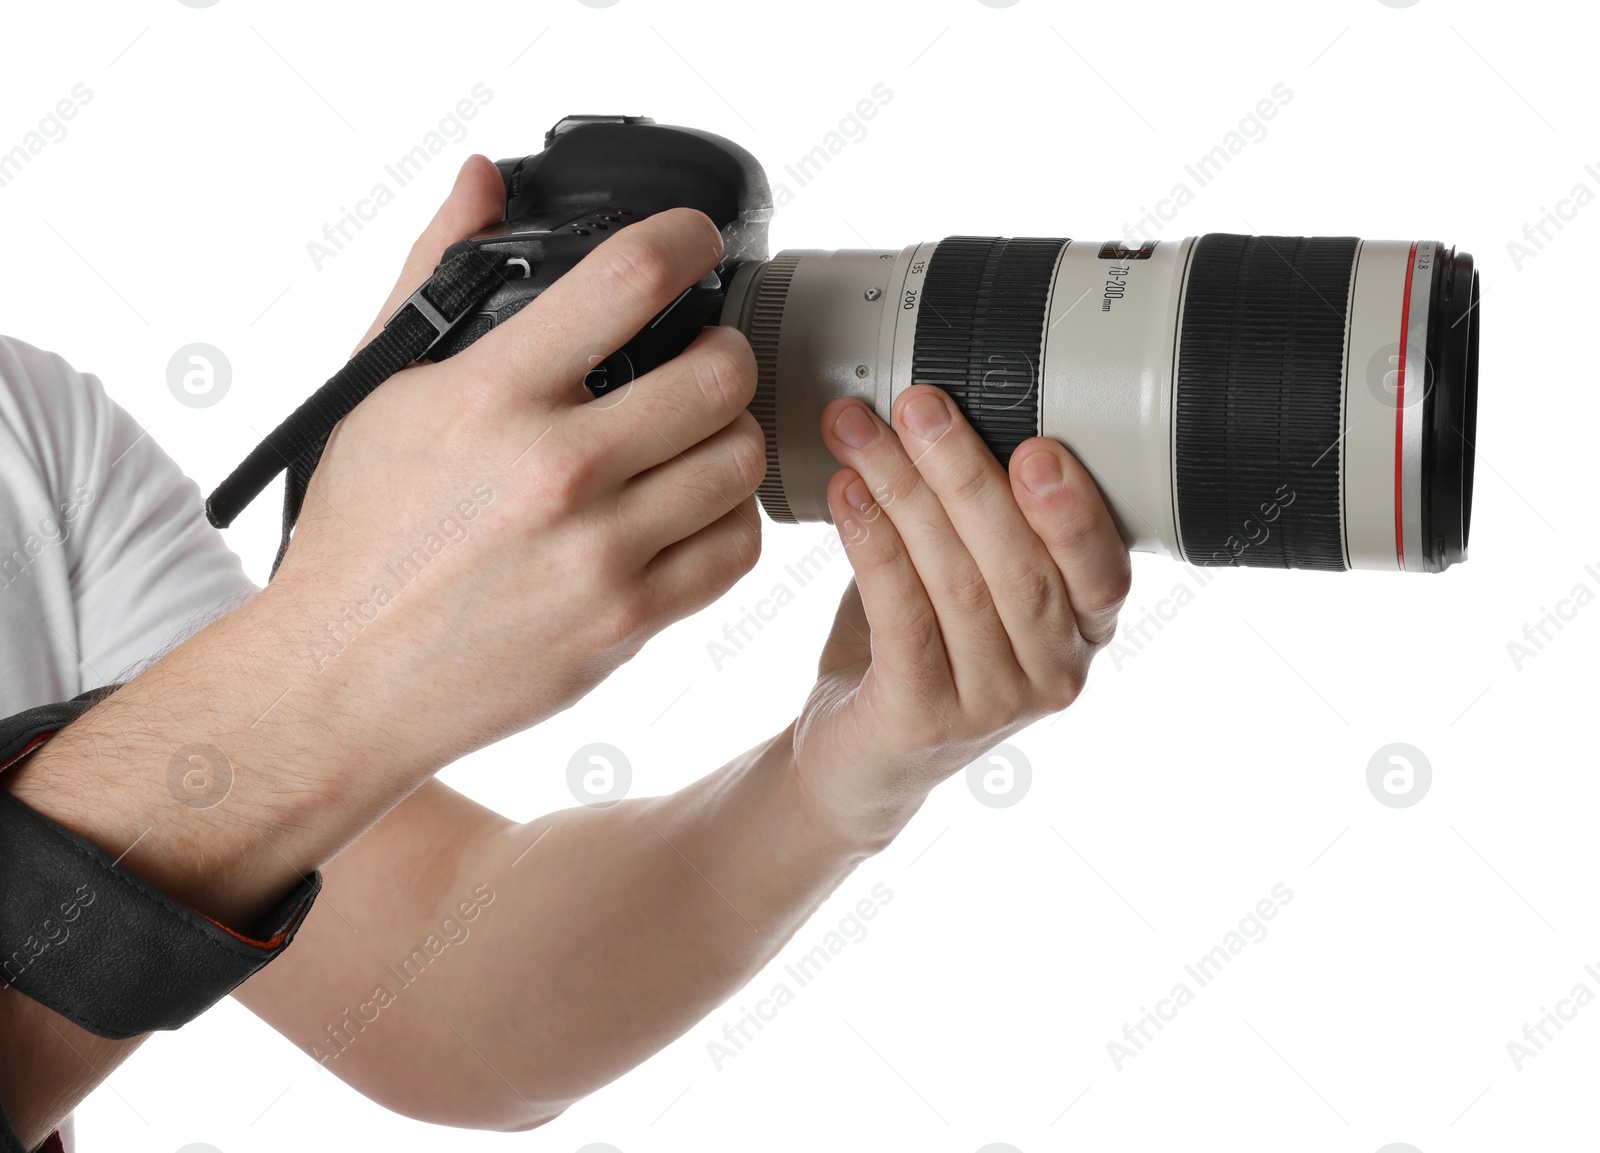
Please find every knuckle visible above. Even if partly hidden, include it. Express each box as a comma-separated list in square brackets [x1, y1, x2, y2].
[846, 513, 896, 565]
[471, 488, 519, 542]
[726, 514, 762, 575]
[901, 602, 940, 655]
[660, 206, 722, 255]
[1112, 553, 1134, 599]
[942, 450, 993, 504]
[688, 341, 753, 412]
[695, 516, 761, 596]
[599, 594, 654, 654]
[897, 615, 949, 698]
[1005, 680, 1036, 723]
[940, 561, 993, 617]
[602, 236, 678, 305]
[684, 475, 731, 519]
[1077, 558, 1133, 626]
[530, 442, 596, 513]
[907, 679, 955, 731]
[1081, 609, 1123, 648]
[706, 326, 757, 395]
[973, 675, 1028, 726]
[1097, 557, 1135, 614]
[454, 370, 502, 418]
[1048, 665, 1087, 711]
[727, 417, 768, 490]
[547, 463, 593, 513]
[438, 355, 499, 418]
[873, 460, 923, 512]
[1048, 492, 1104, 554]
[690, 208, 725, 256]
[1007, 560, 1061, 615]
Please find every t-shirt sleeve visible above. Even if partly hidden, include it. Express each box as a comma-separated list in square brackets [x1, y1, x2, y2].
[0, 336, 258, 696]
[0, 341, 258, 1150]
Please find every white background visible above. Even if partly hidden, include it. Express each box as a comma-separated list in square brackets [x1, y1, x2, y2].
[1, 1, 1596, 1151]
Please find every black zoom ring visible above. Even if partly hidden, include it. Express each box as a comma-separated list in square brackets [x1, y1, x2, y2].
[912, 236, 1066, 466]
[1175, 234, 1358, 571]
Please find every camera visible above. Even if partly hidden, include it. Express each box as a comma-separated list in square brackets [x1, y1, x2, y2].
[420, 115, 1480, 572]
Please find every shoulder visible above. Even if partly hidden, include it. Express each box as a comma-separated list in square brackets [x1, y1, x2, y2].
[0, 336, 112, 497]
[0, 335, 257, 687]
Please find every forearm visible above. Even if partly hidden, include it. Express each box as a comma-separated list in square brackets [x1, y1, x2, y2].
[4, 581, 428, 927]
[240, 725, 890, 1131]
[478, 726, 879, 1109]
[0, 988, 140, 1151]
[0, 582, 444, 1146]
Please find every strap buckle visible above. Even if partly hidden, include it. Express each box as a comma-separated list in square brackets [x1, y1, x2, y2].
[387, 283, 458, 360]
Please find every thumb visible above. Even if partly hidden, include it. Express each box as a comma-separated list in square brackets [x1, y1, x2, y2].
[818, 579, 873, 678]
[352, 154, 506, 354]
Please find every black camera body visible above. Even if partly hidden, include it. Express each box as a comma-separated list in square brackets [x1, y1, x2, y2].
[432, 115, 773, 393]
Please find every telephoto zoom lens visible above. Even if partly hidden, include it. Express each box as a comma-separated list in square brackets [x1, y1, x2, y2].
[721, 234, 1479, 572]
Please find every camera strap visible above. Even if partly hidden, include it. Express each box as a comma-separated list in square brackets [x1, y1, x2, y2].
[205, 243, 504, 574]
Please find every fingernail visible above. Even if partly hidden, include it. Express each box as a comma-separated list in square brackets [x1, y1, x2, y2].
[834, 404, 877, 449]
[1018, 450, 1063, 496]
[843, 477, 874, 513]
[902, 392, 951, 441]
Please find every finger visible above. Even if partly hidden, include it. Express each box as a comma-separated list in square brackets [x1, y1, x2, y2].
[353, 155, 506, 353]
[819, 396, 1014, 684]
[823, 469, 951, 695]
[885, 384, 1077, 677]
[563, 326, 756, 490]
[1009, 438, 1133, 646]
[461, 207, 725, 404]
[643, 496, 762, 621]
[617, 410, 766, 556]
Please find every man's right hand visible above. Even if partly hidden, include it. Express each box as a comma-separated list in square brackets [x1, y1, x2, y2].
[273, 157, 766, 768]
[4, 158, 765, 928]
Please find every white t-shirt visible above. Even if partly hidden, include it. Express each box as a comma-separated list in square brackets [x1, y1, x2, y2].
[0, 335, 255, 716]
[1, 337, 262, 1152]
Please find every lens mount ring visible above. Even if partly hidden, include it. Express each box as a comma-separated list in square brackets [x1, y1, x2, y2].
[743, 254, 801, 523]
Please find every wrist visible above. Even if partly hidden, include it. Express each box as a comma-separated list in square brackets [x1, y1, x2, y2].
[624, 726, 880, 937]
[3, 588, 414, 926]
[237, 574, 430, 783]
[773, 722, 926, 859]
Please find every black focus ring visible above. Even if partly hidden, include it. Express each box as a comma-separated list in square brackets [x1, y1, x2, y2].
[1175, 234, 1358, 570]
[911, 236, 1066, 466]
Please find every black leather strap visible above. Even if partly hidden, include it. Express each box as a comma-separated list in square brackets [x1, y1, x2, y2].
[0, 693, 321, 1041]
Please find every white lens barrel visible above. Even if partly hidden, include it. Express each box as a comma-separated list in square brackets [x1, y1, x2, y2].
[723, 234, 1469, 573]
